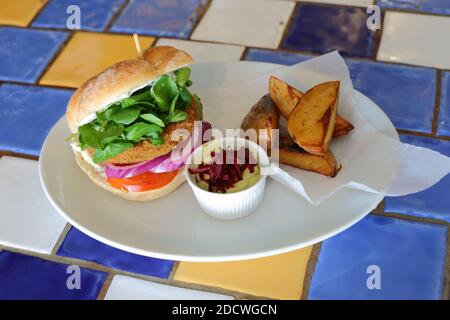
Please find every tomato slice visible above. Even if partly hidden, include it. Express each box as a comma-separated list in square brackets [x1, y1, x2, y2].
[108, 171, 178, 192]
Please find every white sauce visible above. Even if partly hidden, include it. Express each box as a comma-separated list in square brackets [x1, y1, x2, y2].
[71, 143, 105, 174]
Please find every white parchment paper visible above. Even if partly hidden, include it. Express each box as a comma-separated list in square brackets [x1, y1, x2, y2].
[198, 51, 450, 205]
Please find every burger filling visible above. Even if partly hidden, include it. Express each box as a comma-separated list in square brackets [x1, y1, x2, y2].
[71, 67, 208, 192]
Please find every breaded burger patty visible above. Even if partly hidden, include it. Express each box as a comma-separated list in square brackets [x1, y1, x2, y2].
[87, 99, 201, 165]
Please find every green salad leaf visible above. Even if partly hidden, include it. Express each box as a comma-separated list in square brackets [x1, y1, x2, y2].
[74, 67, 196, 164]
[125, 122, 163, 142]
[109, 107, 141, 125]
[150, 75, 178, 111]
[78, 124, 101, 149]
[140, 113, 165, 127]
[93, 140, 133, 164]
[174, 67, 191, 87]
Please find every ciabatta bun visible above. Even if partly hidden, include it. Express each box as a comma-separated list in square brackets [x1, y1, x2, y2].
[66, 46, 194, 201]
[66, 46, 193, 133]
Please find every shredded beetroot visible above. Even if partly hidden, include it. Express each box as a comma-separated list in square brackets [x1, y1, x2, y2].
[189, 147, 257, 193]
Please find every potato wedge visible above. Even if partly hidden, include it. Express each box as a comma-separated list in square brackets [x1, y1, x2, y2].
[241, 94, 279, 155]
[269, 76, 303, 119]
[287, 81, 339, 156]
[269, 76, 352, 137]
[334, 115, 354, 137]
[279, 136, 340, 177]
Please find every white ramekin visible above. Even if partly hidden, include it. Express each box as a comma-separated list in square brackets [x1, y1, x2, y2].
[185, 137, 270, 220]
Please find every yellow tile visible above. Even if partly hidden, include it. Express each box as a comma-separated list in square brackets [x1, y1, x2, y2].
[174, 247, 313, 300]
[40, 32, 155, 88]
[0, 0, 47, 27]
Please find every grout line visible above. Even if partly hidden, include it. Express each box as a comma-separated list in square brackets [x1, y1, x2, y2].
[35, 32, 76, 85]
[276, 0, 298, 50]
[239, 47, 249, 61]
[26, 0, 50, 28]
[0, 150, 38, 161]
[372, 198, 385, 214]
[97, 272, 115, 300]
[187, 0, 213, 40]
[168, 261, 180, 280]
[444, 229, 450, 300]
[50, 224, 72, 255]
[432, 70, 443, 135]
[0, 80, 76, 90]
[372, 211, 450, 227]
[104, 0, 130, 32]
[380, 7, 450, 19]
[397, 129, 450, 141]
[300, 242, 322, 300]
[372, 8, 386, 61]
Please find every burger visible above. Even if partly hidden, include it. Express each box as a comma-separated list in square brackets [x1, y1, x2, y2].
[66, 46, 210, 201]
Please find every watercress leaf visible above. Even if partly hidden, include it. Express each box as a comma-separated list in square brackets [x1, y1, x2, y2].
[140, 113, 165, 127]
[150, 75, 178, 111]
[179, 87, 192, 108]
[129, 101, 156, 111]
[93, 140, 133, 164]
[174, 67, 191, 87]
[124, 122, 163, 142]
[100, 124, 124, 146]
[121, 90, 152, 108]
[109, 107, 141, 125]
[150, 135, 164, 146]
[186, 79, 193, 87]
[103, 104, 121, 120]
[78, 124, 101, 149]
[168, 110, 188, 123]
[169, 94, 179, 115]
[96, 111, 107, 124]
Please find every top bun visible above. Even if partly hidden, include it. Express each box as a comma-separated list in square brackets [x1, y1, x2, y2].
[66, 46, 193, 133]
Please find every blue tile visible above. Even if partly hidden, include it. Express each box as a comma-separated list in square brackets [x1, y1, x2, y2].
[57, 228, 174, 278]
[111, 0, 207, 38]
[309, 215, 447, 300]
[0, 27, 68, 83]
[437, 72, 450, 136]
[244, 49, 313, 66]
[385, 135, 450, 222]
[0, 84, 72, 156]
[281, 4, 377, 58]
[346, 59, 436, 133]
[378, 0, 450, 15]
[32, 0, 125, 32]
[0, 251, 106, 300]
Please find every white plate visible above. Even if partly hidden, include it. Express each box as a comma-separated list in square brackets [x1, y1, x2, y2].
[39, 61, 398, 262]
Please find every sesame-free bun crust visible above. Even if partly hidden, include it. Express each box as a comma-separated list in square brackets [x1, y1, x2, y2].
[143, 45, 193, 75]
[66, 46, 193, 133]
[74, 150, 186, 201]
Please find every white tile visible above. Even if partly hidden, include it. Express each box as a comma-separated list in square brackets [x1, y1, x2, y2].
[378, 12, 450, 69]
[192, 0, 295, 49]
[105, 275, 234, 300]
[288, 0, 373, 6]
[0, 156, 66, 254]
[155, 39, 245, 63]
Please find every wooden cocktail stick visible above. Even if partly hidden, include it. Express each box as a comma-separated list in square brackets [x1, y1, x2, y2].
[133, 33, 143, 59]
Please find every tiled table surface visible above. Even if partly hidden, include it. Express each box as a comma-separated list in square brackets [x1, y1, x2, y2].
[0, 0, 449, 300]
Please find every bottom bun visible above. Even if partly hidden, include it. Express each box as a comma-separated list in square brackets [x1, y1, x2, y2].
[74, 150, 186, 201]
